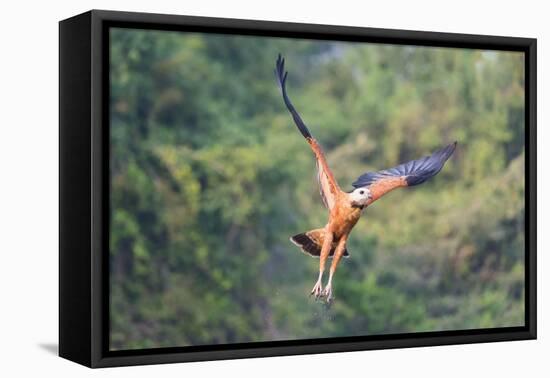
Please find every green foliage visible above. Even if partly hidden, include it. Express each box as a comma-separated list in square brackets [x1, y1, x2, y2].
[109, 28, 525, 350]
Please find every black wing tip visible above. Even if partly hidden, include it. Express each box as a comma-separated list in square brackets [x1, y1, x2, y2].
[440, 141, 458, 161]
[274, 55, 313, 140]
[275, 54, 287, 87]
[450, 140, 458, 151]
[405, 141, 457, 186]
[352, 141, 458, 188]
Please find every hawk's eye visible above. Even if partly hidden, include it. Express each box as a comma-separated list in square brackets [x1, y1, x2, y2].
[359, 190, 364, 195]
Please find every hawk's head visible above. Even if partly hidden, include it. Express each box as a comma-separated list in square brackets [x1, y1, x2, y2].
[348, 187, 372, 208]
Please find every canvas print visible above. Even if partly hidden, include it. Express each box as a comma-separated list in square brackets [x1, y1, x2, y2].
[109, 28, 525, 350]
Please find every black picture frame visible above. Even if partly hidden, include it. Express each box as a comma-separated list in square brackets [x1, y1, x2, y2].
[59, 9, 537, 368]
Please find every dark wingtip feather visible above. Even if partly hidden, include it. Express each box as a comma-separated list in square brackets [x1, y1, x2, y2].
[274, 54, 286, 88]
[405, 141, 457, 186]
[352, 141, 457, 189]
[274, 55, 313, 139]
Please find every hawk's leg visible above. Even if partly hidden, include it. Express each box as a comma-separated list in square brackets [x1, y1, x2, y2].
[323, 235, 348, 303]
[311, 232, 333, 299]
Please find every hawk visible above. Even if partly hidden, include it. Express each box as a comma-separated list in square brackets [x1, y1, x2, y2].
[274, 55, 457, 302]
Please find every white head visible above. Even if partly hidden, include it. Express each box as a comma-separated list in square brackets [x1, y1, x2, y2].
[349, 187, 372, 208]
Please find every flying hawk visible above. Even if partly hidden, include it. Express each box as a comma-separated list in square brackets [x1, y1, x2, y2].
[274, 55, 456, 302]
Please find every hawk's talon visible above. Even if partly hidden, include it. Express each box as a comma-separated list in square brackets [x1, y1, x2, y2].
[323, 284, 333, 303]
[310, 280, 323, 299]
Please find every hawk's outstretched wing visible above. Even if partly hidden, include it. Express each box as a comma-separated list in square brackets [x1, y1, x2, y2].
[352, 142, 457, 203]
[275, 54, 341, 210]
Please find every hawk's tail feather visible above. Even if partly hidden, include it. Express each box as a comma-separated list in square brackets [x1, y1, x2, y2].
[290, 230, 349, 258]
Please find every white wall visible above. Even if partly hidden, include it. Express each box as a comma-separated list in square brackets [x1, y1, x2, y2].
[0, 0, 546, 376]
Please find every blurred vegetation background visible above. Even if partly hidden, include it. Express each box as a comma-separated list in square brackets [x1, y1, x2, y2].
[109, 28, 525, 350]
